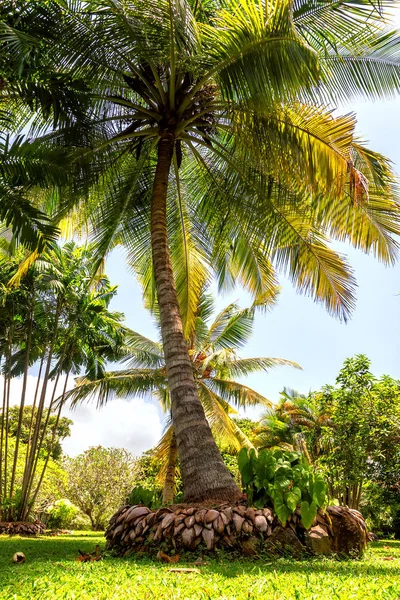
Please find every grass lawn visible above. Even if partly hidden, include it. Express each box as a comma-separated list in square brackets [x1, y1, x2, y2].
[0, 532, 399, 599]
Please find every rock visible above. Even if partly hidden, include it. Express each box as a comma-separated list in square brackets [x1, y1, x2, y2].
[202, 527, 215, 550]
[181, 527, 196, 548]
[233, 505, 246, 517]
[241, 536, 259, 556]
[125, 506, 150, 523]
[161, 513, 175, 530]
[174, 523, 185, 536]
[195, 509, 207, 525]
[174, 514, 186, 525]
[205, 510, 219, 524]
[254, 515, 269, 533]
[262, 508, 274, 523]
[222, 507, 233, 520]
[242, 520, 253, 535]
[233, 513, 245, 535]
[327, 507, 367, 557]
[213, 515, 225, 534]
[265, 526, 304, 557]
[305, 525, 332, 555]
[184, 515, 195, 528]
[246, 508, 256, 523]
[194, 524, 203, 537]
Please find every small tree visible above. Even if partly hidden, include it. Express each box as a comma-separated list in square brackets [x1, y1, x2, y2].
[63, 446, 137, 530]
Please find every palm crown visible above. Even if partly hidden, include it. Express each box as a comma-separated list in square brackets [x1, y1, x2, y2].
[2, 0, 400, 501]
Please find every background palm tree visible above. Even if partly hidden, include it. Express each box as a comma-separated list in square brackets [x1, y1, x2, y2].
[67, 291, 299, 502]
[0, 242, 126, 521]
[255, 387, 331, 463]
[2, 0, 400, 501]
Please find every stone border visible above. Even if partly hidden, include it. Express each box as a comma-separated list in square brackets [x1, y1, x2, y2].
[0, 521, 46, 536]
[106, 504, 367, 557]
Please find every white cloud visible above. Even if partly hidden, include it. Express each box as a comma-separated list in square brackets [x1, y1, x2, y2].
[1, 375, 163, 458]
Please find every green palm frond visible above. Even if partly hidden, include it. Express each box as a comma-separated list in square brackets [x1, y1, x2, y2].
[208, 378, 273, 409]
[65, 369, 166, 409]
[118, 330, 164, 369]
[226, 357, 301, 378]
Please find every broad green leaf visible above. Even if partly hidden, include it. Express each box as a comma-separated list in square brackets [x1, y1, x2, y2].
[300, 500, 317, 529]
[238, 447, 249, 473]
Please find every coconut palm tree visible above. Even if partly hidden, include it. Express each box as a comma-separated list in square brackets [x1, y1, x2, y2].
[67, 292, 299, 502]
[2, 0, 400, 501]
[256, 387, 331, 462]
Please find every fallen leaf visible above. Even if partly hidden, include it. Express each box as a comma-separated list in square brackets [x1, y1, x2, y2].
[168, 568, 200, 574]
[157, 550, 180, 563]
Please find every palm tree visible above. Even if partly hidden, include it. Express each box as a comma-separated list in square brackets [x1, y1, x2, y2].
[67, 293, 299, 502]
[0, 241, 126, 520]
[256, 387, 331, 463]
[2, 0, 400, 501]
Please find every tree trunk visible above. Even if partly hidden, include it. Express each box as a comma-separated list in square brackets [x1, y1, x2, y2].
[162, 429, 178, 504]
[8, 302, 34, 518]
[150, 132, 241, 503]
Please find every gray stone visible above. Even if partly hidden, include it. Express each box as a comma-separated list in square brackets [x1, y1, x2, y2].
[305, 525, 332, 555]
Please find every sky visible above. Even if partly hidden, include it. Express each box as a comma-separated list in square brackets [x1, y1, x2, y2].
[5, 10, 400, 458]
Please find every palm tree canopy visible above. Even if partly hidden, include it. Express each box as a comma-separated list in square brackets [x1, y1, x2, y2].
[1, 0, 400, 321]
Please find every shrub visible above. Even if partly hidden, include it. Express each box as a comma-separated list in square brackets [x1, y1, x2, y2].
[126, 486, 162, 509]
[238, 448, 328, 528]
[46, 499, 80, 529]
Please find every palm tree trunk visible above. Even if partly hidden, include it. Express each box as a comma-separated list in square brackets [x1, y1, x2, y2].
[162, 430, 178, 504]
[2, 326, 14, 509]
[0, 354, 6, 515]
[8, 302, 34, 518]
[30, 373, 70, 510]
[150, 133, 241, 503]
[19, 302, 61, 520]
[24, 353, 45, 475]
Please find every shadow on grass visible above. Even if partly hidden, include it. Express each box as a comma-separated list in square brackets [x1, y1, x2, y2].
[0, 532, 106, 565]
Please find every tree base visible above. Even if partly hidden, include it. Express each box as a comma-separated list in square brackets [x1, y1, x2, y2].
[105, 503, 367, 558]
[0, 521, 45, 536]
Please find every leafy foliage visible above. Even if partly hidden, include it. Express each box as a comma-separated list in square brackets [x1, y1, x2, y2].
[126, 486, 162, 510]
[63, 446, 137, 530]
[46, 498, 79, 529]
[238, 447, 328, 528]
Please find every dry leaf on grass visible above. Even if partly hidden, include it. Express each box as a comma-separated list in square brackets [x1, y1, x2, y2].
[168, 568, 200, 574]
[77, 546, 102, 562]
[156, 550, 180, 563]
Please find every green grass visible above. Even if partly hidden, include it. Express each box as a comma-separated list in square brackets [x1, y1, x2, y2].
[0, 532, 399, 599]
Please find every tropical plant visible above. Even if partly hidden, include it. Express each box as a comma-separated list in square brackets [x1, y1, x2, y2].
[256, 387, 331, 462]
[67, 292, 298, 503]
[2, 0, 400, 501]
[257, 357, 400, 512]
[316, 355, 400, 510]
[0, 242, 126, 521]
[238, 447, 328, 528]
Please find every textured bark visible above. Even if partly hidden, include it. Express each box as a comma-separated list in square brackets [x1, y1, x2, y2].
[162, 430, 178, 504]
[150, 133, 241, 503]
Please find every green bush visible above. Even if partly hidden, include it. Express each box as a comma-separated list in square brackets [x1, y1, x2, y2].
[238, 448, 328, 528]
[69, 513, 92, 531]
[126, 486, 162, 509]
[47, 499, 80, 529]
